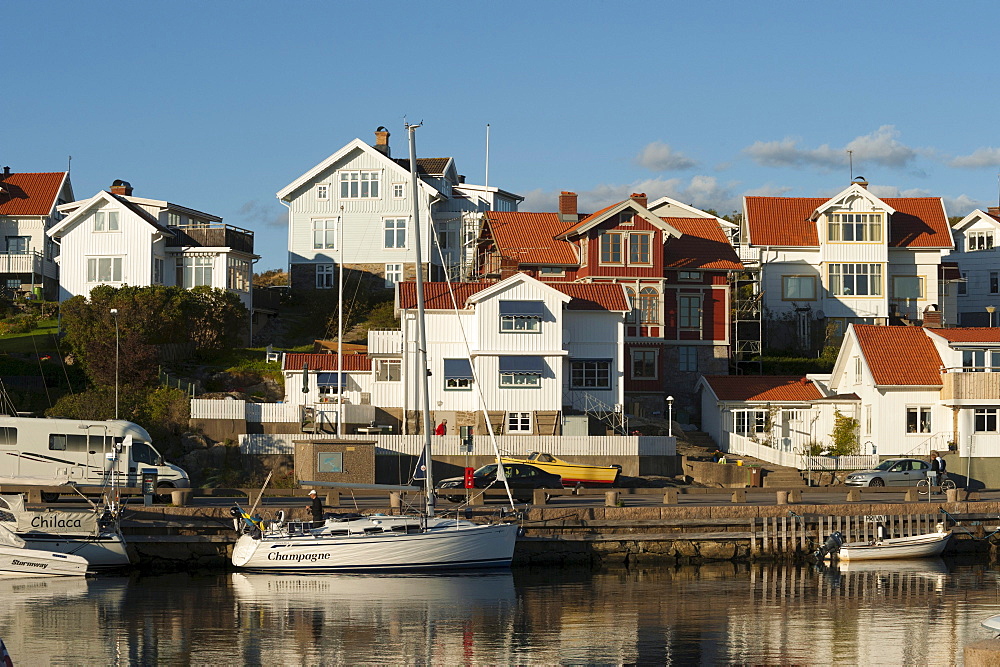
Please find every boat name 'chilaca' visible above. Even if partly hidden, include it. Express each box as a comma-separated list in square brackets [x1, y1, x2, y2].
[31, 516, 85, 529]
[267, 552, 331, 562]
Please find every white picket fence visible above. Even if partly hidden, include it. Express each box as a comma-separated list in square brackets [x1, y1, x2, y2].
[723, 432, 878, 471]
[191, 399, 374, 425]
[240, 433, 676, 457]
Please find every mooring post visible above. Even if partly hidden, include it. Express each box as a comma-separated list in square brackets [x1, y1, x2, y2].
[389, 492, 401, 509]
[904, 489, 918, 502]
[605, 491, 619, 507]
[776, 490, 788, 505]
[325, 491, 340, 507]
[846, 489, 861, 502]
[663, 489, 679, 505]
[533, 489, 548, 505]
[731, 489, 747, 503]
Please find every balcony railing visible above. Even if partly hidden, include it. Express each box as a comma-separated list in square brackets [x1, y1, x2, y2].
[0, 251, 57, 279]
[368, 329, 403, 355]
[940, 367, 1000, 401]
[166, 223, 254, 253]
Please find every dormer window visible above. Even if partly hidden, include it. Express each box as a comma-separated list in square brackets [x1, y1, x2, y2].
[827, 213, 883, 242]
[94, 210, 120, 232]
[499, 301, 543, 333]
[619, 211, 635, 226]
[967, 230, 994, 251]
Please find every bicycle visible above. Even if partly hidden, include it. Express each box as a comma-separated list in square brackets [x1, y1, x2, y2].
[916, 473, 956, 495]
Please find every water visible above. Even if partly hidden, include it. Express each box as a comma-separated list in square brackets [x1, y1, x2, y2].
[3, 560, 1000, 665]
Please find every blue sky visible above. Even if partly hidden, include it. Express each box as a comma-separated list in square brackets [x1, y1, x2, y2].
[7, 1, 1000, 270]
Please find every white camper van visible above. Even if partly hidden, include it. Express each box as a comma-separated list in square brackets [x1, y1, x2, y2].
[0, 417, 189, 492]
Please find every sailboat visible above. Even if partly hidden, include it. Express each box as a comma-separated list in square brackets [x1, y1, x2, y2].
[230, 123, 519, 572]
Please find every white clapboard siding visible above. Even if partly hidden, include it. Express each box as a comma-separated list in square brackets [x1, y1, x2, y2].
[239, 433, 675, 457]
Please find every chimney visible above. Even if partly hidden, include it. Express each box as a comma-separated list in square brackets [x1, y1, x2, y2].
[1, 166, 10, 179]
[110, 179, 133, 196]
[558, 191, 578, 223]
[853, 177, 868, 190]
[373, 126, 391, 157]
[988, 206, 1000, 217]
[630, 192, 648, 208]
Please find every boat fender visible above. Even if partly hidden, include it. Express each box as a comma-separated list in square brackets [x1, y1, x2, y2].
[274, 510, 286, 526]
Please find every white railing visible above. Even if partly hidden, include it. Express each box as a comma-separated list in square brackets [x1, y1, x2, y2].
[240, 433, 675, 457]
[736, 245, 760, 263]
[724, 432, 878, 470]
[190, 399, 246, 420]
[247, 403, 300, 423]
[367, 329, 403, 355]
[901, 432, 952, 458]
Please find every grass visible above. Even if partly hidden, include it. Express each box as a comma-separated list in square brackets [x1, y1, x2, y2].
[0, 318, 61, 355]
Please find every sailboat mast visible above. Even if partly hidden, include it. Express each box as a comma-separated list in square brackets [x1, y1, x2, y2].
[406, 122, 435, 516]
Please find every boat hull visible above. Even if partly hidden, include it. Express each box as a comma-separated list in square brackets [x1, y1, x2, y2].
[500, 456, 619, 486]
[232, 518, 519, 572]
[18, 533, 130, 570]
[838, 531, 950, 561]
[0, 546, 89, 577]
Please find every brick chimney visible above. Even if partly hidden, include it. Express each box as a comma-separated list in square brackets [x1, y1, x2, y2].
[630, 192, 648, 208]
[853, 177, 868, 190]
[110, 179, 133, 196]
[988, 206, 1000, 217]
[373, 126, 391, 157]
[558, 191, 578, 223]
[1, 167, 10, 180]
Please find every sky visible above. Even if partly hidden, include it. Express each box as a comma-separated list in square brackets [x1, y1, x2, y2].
[7, 1, 1000, 271]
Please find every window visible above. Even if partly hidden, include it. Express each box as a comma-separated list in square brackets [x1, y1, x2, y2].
[499, 357, 544, 388]
[865, 404, 872, 435]
[93, 210, 120, 232]
[734, 410, 767, 436]
[619, 211, 635, 225]
[375, 359, 401, 382]
[624, 287, 638, 324]
[678, 271, 701, 281]
[384, 263, 403, 288]
[444, 358, 473, 391]
[968, 230, 994, 251]
[6, 279, 19, 289]
[962, 349, 1000, 372]
[168, 212, 181, 227]
[5, 236, 29, 254]
[339, 171, 380, 198]
[153, 257, 164, 285]
[228, 257, 250, 292]
[177, 256, 214, 288]
[600, 232, 623, 264]
[959, 272, 968, 296]
[906, 407, 932, 433]
[499, 301, 543, 333]
[384, 218, 407, 248]
[631, 349, 657, 379]
[629, 233, 651, 264]
[637, 287, 659, 324]
[678, 295, 702, 330]
[316, 183, 329, 200]
[87, 257, 123, 283]
[679, 347, 698, 372]
[316, 264, 335, 289]
[392, 183, 405, 199]
[853, 356, 862, 384]
[499, 373, 541, 388]
[829, 263, 883, 296]
[538, 266, 565, 277]
[506, 412, 532, 433]
[827, 213, 883, 242]
[991, 272, 999, 295]
[570, 360, 611, 389]
[312, 218, 338, 249]
[975, 408, 999, 433]
[893, 276, 924, 300]
[782, 275, 816, 300]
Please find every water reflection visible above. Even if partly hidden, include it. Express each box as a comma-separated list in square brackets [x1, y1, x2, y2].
[1, 562, 1000, 664]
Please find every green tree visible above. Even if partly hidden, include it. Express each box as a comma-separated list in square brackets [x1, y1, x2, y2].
[185, 286, 248, 351]
[829, 409, 860, 456]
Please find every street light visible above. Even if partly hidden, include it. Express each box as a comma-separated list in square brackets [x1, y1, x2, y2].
[987, 305, 996, 328]
[110, 308, 119, 420]
[666, 395, 674, 437]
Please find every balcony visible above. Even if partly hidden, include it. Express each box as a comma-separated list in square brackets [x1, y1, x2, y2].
[940, 368, 1000, 402]
[0, 251, 57, 279]
[166, 223, 254, 253]
[368, 329, 403, 355]
[736, 245, 761, 265]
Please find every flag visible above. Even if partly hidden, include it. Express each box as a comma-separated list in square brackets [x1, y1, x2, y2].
[1, 637, 13, 667]
[412, 449, 427, 481]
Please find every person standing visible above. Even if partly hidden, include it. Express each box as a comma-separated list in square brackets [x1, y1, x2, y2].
[928, 451, 941, 490]
[935, 451, 947, 488]
[435, 419, 448, 436]
[306, 489, 324, 527]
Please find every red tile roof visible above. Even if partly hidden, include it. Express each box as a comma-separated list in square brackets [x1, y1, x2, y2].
[701, 375, 823, 402]
[663, 218, 742, 270]
[559, 202, 618, 237]
[0, 172, 67, 217]
[927, 328, 1000, 343]
[485, 212, 580, 265]
[283, 352, 372, 371]
[397, 278, 629, 311]
[744, 195, 952, 248]
[853, 325, 942, 386]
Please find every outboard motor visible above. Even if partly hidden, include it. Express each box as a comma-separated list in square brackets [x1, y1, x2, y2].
[814, 531, 844, 561]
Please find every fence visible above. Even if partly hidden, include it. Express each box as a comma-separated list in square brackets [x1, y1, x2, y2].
[724, 432, 878, 471]
[192, 399, 376, 425]
[240, 433, 676, 457]
[159, 366, 196, 398]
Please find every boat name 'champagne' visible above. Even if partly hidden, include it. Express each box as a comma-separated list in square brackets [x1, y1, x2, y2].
[267, 552, 331, 562]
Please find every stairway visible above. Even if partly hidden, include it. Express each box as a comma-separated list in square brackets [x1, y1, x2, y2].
[761, 465, 807, 488]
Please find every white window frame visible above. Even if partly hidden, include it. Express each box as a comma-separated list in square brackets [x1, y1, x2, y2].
[375, 358, 401, 382]
[631, 349, 658, 380]
[734, 410, 768, 436]
[153, 257, 164, 285]
[829, 263, 883, 296]
[628, 232, 652, 265]
[384, 263, 403, 288]
[538, 266, 565, 277]
[312, 218, 338, 250]
[316, 183, 330, 200]
[781, 275, 817, 301]
[906, 406, 932, 434]
[392, 183, 405, 199]
[168, 212, 181, 227]
[968, 230, 994, 251]
[499, 372, 541, 388]
[500, 315, 541, 333]
[339, 170, 380, 199]
[506, 412, 532, 433]
[316, 264, 335, 289]
[678, 346, 698, 372]
[178, 255, 214, 288]
[228, 257, 250, 292]
[87, 256, 123, 283]
[384, 218, 407, 249]
[827, 212, 883, 242]
[975, 408, 999, 433]
[93, 210, 120, 232]
[678, 295, 702, 330]
[991, 271, 999, 295]
[892, 275, 924, 300]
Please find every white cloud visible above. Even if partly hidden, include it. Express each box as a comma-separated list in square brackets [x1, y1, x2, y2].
[634, 141, 697, 171]
[238, 199, 287, 228]
[744, 125, 916, 170]
[743, 183, 794, 197]
[950, 147, 1000, 168]
[943, 193, 990, 217]
[520, 176, 742, 217]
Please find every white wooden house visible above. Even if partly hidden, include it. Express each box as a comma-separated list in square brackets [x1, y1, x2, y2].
[277, 127, 522, 291]
[946, 207, 1000, 326]
[0, 169, 74, 299]
[48, 180, 257, 310]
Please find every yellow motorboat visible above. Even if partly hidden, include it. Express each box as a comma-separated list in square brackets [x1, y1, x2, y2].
[499, 452, 621, 487]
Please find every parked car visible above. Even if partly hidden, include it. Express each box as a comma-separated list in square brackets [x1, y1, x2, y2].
[436, 463, 562, 503]
[844, 458, 931, 487]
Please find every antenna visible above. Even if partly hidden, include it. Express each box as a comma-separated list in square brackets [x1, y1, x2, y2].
[67, 155, 72, 174]
[847, 150, 853, 181]
[485, 123, 490, 191]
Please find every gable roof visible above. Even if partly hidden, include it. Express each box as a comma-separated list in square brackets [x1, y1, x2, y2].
[926, 328, 1000, 343]
[744, 194, 952, 248]
[484, 211, 580, 266]
[952, 208, 1000, 232]
[663, 218, 742, 270]
[48, 191, 175, 238]
[283, 352, 372, 372]
[397, 276, 629, 312]
[700, 375, 823, 402]
[852, 325, 943, 386]
[0, 172, 69, 217]
[393, 157, 452, 177]
[558, 198, 681, 240]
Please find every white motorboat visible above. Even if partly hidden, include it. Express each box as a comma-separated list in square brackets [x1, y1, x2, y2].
[0, 523, 88, 577]
[816, 526, 951, 562]
[230, 125, 519, 573]
[0, 494, 130, 570]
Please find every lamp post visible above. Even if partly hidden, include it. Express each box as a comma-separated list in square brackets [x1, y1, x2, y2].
[666, 395, 674, 437]
[110, 308, 119, 420]
[987, 305, 996, 328]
